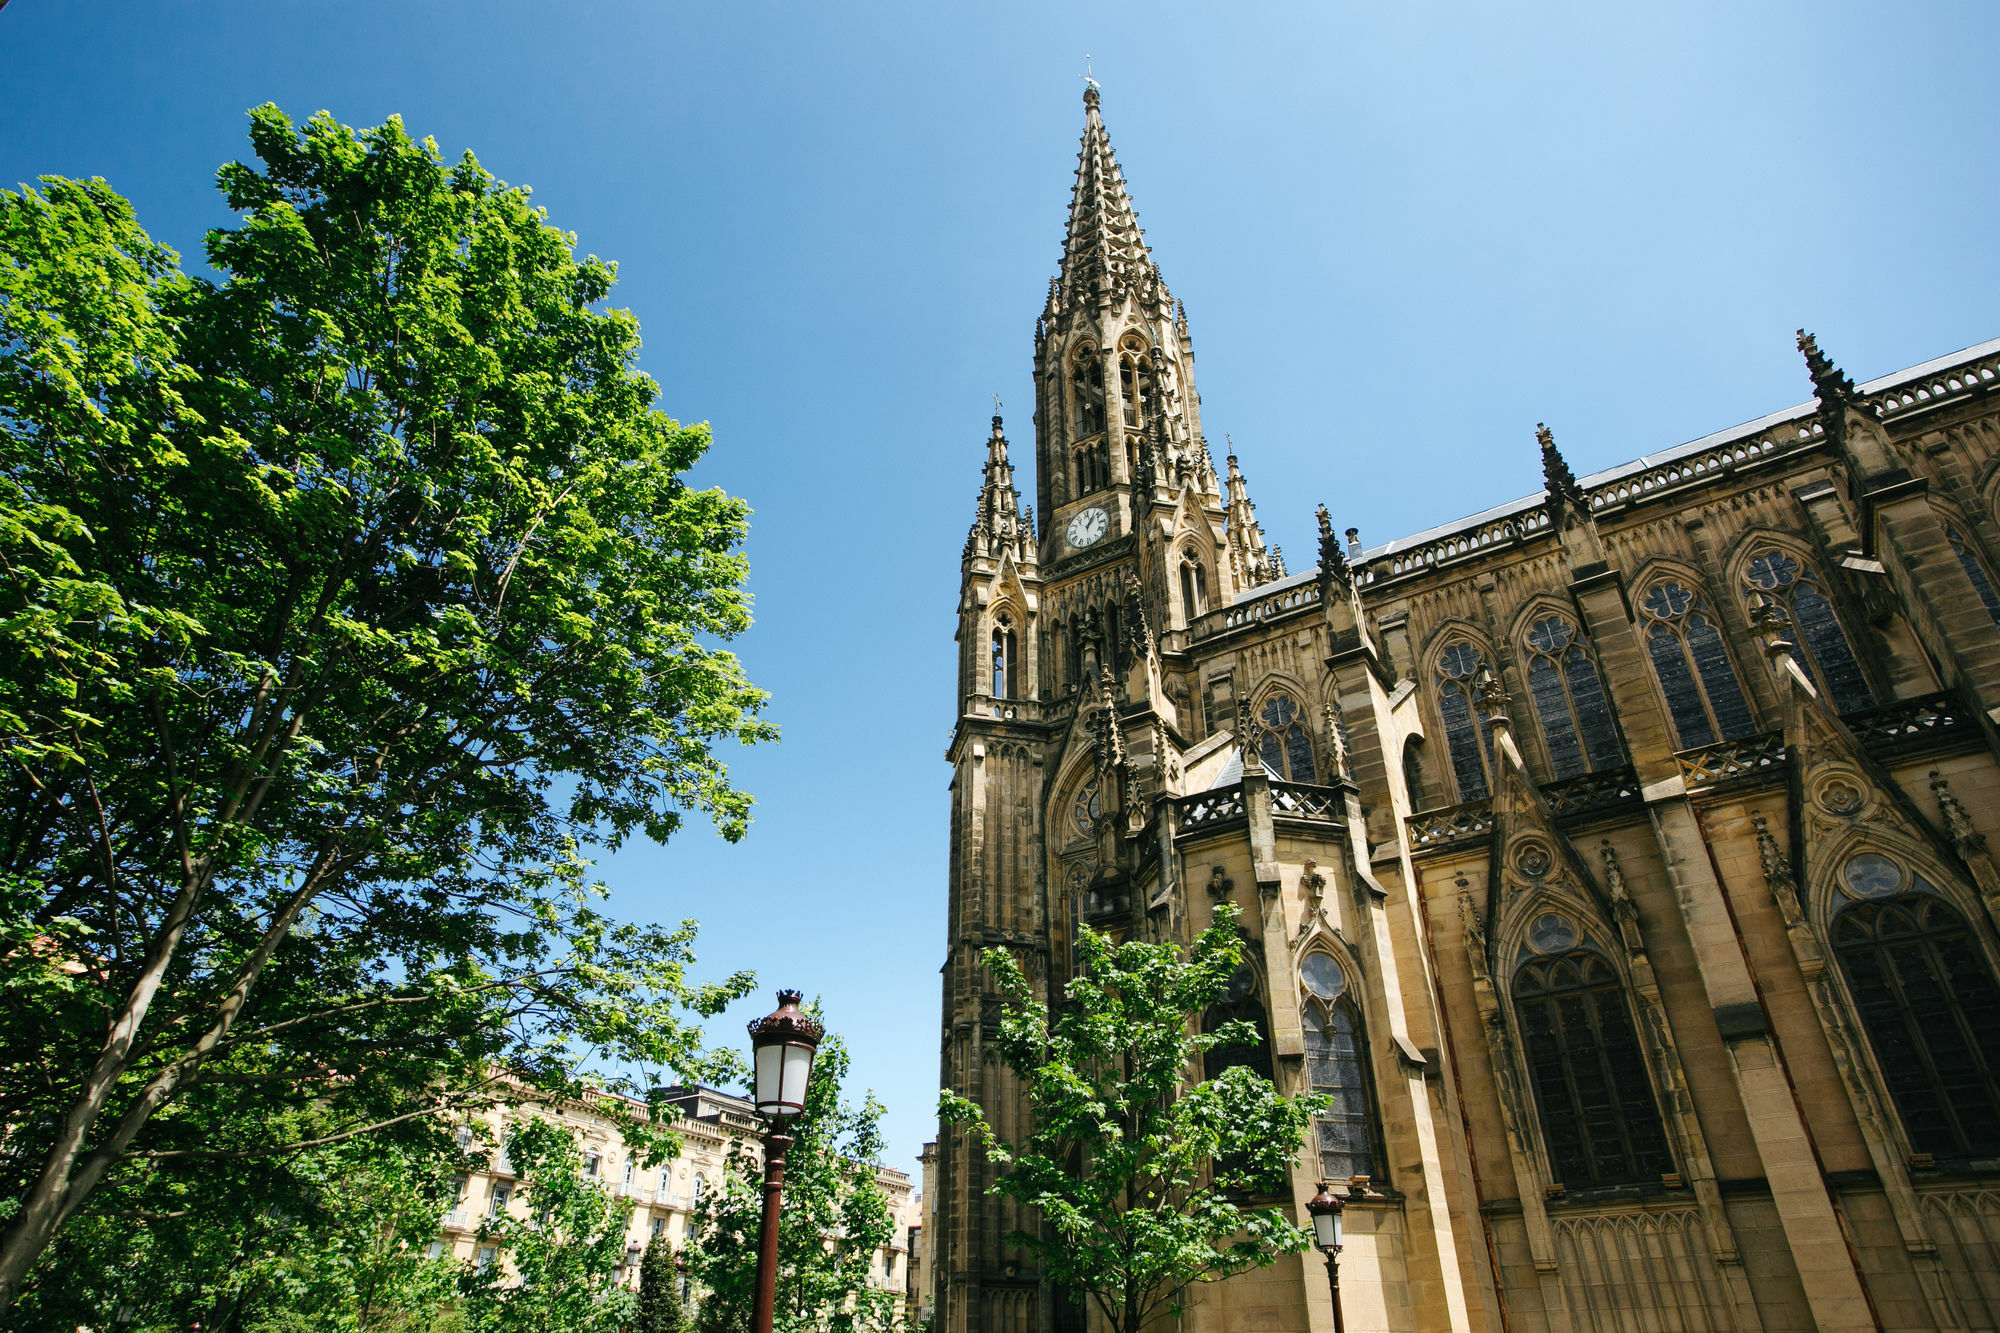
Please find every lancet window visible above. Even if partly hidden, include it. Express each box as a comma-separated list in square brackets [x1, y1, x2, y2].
[1203, 956, 1274, 1084]
[1253, 694, 1317, 783]
[1742, 548, 1874, 713]
[1179, 555, 1209, 622]
[1301, 953, 1377, 1183]
[1521, 616, 1622, 779]
[1640, 581, 1756, 748]
[1073, 439, 1112, 496]
[1435, 642, 1494, 802]
[991, 614, 1016, 699]
[1947, 525, 2000, 628]
[1512, 918, 1673, 1188]
[1832, 854, 2000, 1160]
[1071, 351, 1105, 437]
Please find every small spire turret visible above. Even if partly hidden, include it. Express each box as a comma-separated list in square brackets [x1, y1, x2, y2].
[1798, 329, 1856, 407]
[1539, 422, 1586, 525]
[1053, 86, 1160, 316]
[964, 414, 1036, 569]
[1222, 451, 1278, 588]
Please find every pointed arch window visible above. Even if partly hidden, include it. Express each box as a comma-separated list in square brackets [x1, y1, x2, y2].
[1203, 957, 1273, 1084]
[991, 615, 1017, 699]
[1946, 525, 2000, 628]
[1521, 616, 1623, 779]
[1513, 930, 1673, 1188]
[1179, 555, 1208, 622]
[1071, 351, 1105, 438]
[1254, 694, 1316, 783]
[1435, 642, 1494, 802]
[1832, 856, 2000, 1159]
[1302, 953, 1378, 1182]
[1743, 549, 1874, 713]
[1640, 581, 1756, 749]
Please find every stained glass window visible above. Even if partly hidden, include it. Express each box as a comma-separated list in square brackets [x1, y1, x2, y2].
[1073, 778, 1100, 836]
[1435, 642, 1494, 801]
[1743, 548, 1873, 713]
[1834, 882, 2000, 1159]
[1641, 582, 1756, 748]
[1513, 950, 1673, 1188]
[1256, 694, 1317, 784]
[1522, 616, 1623, 779]
[991, 617, 1016, 700]
[1304, 998, 1377, 1183]
[1947, 526, 2000, 629]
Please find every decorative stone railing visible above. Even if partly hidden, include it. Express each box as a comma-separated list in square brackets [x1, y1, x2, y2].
[1843, 691, 1973, 757]
[1873, 352, 2000, 419]
[1368, 509, 1553, 581]
[1543, 767, 1643, 821]
[1175, 785, 1246, 834]
[1197, 578, 1322, 637]
[1587, 421, 1821, 511]
[1270, 781, 1344, 823]
[1675, 732, 1788, 788]
[1406, 799, 1494, 850]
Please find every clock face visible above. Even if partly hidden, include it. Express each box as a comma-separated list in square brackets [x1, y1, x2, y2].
[1065, 506, 1110, 549]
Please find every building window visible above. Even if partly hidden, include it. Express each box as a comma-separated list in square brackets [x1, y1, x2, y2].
[1301, 953, 1377, 1183]
[1435, 642, 1494, 801]
[425, 1240, 447, 1260]
[1203, 958, 1274, 1085]
[488, 1182, 512, 1218]
[692, 1172, 707, 1206]
[1742, 548, 1874, 713]
[1072, 351, 1105, 437]
[1832, 859, 2000, 1159]
[1640, 581, 1756, 748]
[583, 1150, 601, 1178]
[1072, 439, 1111, 495]
[1179, 557, 1208, 621]
[1521, 616, 1622, 779]
[1254, 694, 1316, 783]
[477, 1246, 498, 1273]
[991, 615, 1016, 699]
[651, 1216, 666, 1238]
[1947, 525, 2000, 628]
[1513, 934, 1672, 1188]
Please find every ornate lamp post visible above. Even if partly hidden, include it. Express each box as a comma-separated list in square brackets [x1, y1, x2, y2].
[747, 989, 823, 1333]
[1307, 1180, 1351, 1333]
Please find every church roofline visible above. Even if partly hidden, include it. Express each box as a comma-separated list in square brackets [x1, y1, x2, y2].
[1353, 333, 2000, 575]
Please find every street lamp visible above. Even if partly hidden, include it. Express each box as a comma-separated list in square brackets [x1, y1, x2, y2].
[1307, 1180, 1351, 1333]
[747, 989, 823, 1333]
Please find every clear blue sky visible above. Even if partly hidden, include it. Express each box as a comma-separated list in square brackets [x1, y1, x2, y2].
[5, 1, 1996, 1180]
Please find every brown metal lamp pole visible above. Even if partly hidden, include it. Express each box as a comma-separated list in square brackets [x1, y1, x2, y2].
[746, 990, 823, 1333]
[1307, 1180, 1360, 1333]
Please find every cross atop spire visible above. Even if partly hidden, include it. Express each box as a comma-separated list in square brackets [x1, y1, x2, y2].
[1056, 86, 1156, 313]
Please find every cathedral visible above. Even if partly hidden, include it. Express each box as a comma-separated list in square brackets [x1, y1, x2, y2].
[932, 85, 2000, 1332]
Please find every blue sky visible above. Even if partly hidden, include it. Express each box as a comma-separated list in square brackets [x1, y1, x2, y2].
[5, 1, 1996, 1179]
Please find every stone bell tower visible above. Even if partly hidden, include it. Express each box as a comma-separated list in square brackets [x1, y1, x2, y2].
[933, 85, 1295, 1333]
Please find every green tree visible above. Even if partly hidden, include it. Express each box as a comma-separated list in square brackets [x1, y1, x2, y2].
[0, 105, 772, 1315]
[461, 1119, 635, 1333]
[686, 1026, 899, 1333]
[635, 1232, 688, 1333]
[8, 1109, 466, 1333]
[939, 904, 1325, 1333]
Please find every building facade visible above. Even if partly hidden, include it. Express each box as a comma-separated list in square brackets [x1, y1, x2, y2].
[434, 1086, 920, 1305]
[933, 85, 2000, 1333]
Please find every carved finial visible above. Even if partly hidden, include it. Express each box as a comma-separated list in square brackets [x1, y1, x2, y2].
[1473, 666, 1511, 727]
[1798, 329, 1857, 407]
[1315, 504, 1333, 540]
[1600, 839, 1637, 925]
[1748, 593, 1798, 672]
[1539, 422, 1584, 521]
[1316, 505, 1349, 597]
[1931, 770, 1988, 857]
[1322, 699, 1351, 779]
[1236, 694, 1262, 774]
[1456, 873, 1485, 952]
[1750, 812, 1801, 927]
